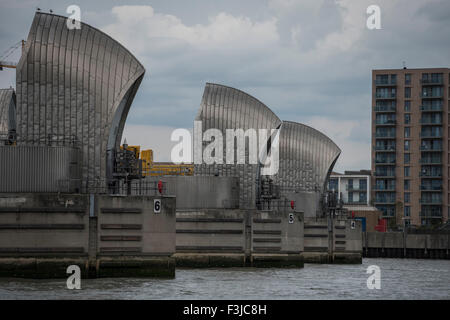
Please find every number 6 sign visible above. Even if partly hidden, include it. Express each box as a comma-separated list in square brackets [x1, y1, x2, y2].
[154, 199, 161, 213]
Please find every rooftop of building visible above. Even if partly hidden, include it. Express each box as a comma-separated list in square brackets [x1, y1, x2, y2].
[372, 67, 449, 73]
[331, 170, 371, 177]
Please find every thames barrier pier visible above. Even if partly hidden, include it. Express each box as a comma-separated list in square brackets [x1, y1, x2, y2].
[0, 12, 176, 278]
[0, 12, 363, 278]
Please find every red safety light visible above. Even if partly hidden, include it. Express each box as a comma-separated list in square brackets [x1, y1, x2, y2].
[290, 200, 295, 210]
[157, 180, 163, 194]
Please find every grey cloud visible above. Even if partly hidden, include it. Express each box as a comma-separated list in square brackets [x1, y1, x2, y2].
[0, 0, 448, 171]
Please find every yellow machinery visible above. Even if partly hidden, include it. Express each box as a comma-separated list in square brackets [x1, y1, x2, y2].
[122, 146, 193, 176]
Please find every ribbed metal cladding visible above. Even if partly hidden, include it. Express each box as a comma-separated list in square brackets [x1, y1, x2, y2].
[137, 176, 239, 209]
[15, 12, 145, 191]
[273, 121, 341, 195]
[194, 83, 282, 209]
[0, 146, 80, 192]
[0, 88, 15, 134]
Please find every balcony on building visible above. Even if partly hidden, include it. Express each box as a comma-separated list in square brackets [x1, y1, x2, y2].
[374, 74, 397, 87]
[374, 105, 396, 112]
[420, 140, 443, 152]
[375, 204, 396, 218]
[420, 158, 442, 165]
[420, 78, 443, 85]
[375, 144, 396, 152]
[419, 206, 443, 219]
[375, 93, 396, 100]
[420, 166, 442, 178]
[375, 162, 396, 167]
[421, 105, 443, 112]
[375, 131, 396, 139]
[374, 80, 397, 87]
[375, 191, 396, 204]
[420, 184, 442, 192]
[374, 171, 395, 177]
[345, 185, 368, 192]
[374, 200, 396, 205]
[374, 165, 396, 177]
[375, 119, 397, 126]
[374, 187, 396, 192]
[419, 197, 442, 205]
[421, 90, 443, 99]
[420, 131, 442, 139]
[420, 118, 442, 125]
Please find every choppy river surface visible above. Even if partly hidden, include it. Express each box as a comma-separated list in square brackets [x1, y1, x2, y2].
[0, 258, 449, 299]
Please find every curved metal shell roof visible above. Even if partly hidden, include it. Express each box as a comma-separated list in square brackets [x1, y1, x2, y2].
[15, 12, 145, 189]
[195, 83, 281, 132]
[274, 120, 341, 194]
[0, 88, 15, 134]
[194, 83, 282, 208]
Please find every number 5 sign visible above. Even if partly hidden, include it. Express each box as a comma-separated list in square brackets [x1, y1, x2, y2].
[154, 199, 161, 213]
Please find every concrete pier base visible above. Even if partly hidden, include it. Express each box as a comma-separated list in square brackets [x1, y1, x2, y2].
[174, 253, 304, 268]
[0, 256, 175, 278]
[0, 193, 176, 278]
[175, 209, 305, 268]
[301, 252, 332, 264]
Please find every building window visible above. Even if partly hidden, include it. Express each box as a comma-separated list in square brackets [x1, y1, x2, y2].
[376, 74, 389, 84]
[422, 86, 443, 97]
[404, 100, 411, 112]
[348, 192, 353, 203]
[404, 206, 411, 217]
[405, 219, 411, 227]
[404, 166, 410, 177]
[404, 180, 410, 190]
[431, 73, 443, 83]
[405, 87, 411, 98]
[405, 114, 411, 124]
[391, 74, 397, 84]
[405, 193, 410, 203]
[348, 179, 353, 188]
[359, 179, 367, 190]
[404, 127, 410, 138]
[360, 192, 367, 203]
[328, 178, 338, 191]
[405, 73, 411, 85]
[404, 153, 410, 164]
[404, 140, 410, 151]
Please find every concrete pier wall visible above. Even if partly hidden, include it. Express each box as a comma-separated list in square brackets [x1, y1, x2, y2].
[0, 193, 176, 278]
[303, 217, 363, 264]
[363, 231, 450, 259]
[175, 209, 304, 267]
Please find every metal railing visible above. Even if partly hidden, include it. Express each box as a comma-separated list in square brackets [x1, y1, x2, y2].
[374, 105, 396, 112]
[420, 172, 442, 178]
[420, 118, 442, 125]
[375, 119, 396, 125]
[375, 132, 396, 138]
[375, 146, 396, 151]
[56, 178, 171, 196]
[420, 146, 443, 152]
[420, 78, 443, 85]
[421, 92, 443, 98]
[420, 132, 442, 138]
[375, 93, 396, 99]
[419, 198, 442, 204]
[421, 105, 443, 111]
[374, 79, 397, 86]
[420, 158, 442, 164]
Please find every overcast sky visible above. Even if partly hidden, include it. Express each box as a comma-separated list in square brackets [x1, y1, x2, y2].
[1, 0, 449, 171]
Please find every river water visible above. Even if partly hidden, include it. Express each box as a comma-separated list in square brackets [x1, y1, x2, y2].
[0, 258, 449, 300]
